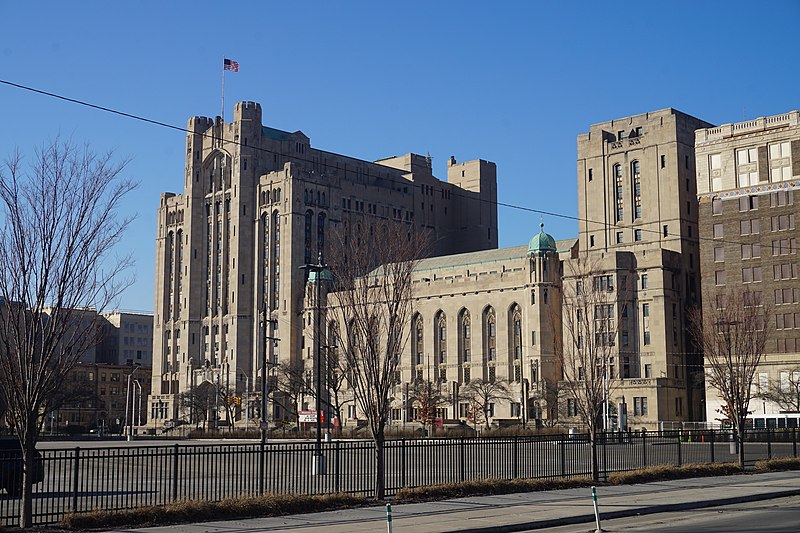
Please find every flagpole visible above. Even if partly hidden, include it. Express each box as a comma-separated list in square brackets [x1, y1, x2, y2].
[221, 57, 225, 122]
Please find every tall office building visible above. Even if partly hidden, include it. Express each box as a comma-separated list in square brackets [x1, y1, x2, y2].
[695, 110, 800, 423]
[148, 102, 498, 426]
[570, 109, 714, 428]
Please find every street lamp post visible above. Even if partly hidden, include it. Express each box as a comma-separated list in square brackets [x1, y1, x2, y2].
[237, 368, 250, 432]
[302, 253, 328, 476]
[133, 379, 143, 428]
[125, 363, 140, 441]
[259, 301, 279, 443]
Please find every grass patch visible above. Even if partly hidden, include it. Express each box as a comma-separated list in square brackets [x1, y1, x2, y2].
[60, 492, 369, 530]
[607, 463, 742, 485]
[754, 457, 800, 472]
[395, 476, 593, 502]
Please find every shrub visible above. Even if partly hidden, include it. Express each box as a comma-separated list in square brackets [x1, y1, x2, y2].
[60, 492, 368, 530]
[754, 457, 800, 472]
[607, 463, 741, 485]
[395, 477, 592, 501]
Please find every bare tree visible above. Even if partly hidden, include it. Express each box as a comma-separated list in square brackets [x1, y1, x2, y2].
[408, 378, 450, 434]
[178, 386, 213, 430]
[0, 140, 134, 526]
[757, 368, 800, 412]
[689, 289, 771, 468]
[327, 221, 427, 500]
[557, 254, 621, 482]
[274, 360, 310, 425]
[459, 378, 513, 430]
[324, 338, 353, 434]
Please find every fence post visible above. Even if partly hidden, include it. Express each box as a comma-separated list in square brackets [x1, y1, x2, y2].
[560, 436, 566, 478]
[171, 444, 179, 501]
[400, 439, 406, 488]
[71, 447, 80, 513]
[642, 429, 647, 468]
[459, 437, 466, 483]
[710, 429, 715, 463]
[258, 440, 265, 495]
[676, 434, 682, 467]
[334, 440, 341, 493]
[794, 428, 798, 458]
[767, 428, 772, 460]
[512, 436, 518, 479]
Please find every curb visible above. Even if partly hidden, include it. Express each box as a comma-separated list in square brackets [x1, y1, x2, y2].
[439, 488, 800, 533]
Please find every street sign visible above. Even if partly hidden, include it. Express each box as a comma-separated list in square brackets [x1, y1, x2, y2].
[298, 410, 317, 423]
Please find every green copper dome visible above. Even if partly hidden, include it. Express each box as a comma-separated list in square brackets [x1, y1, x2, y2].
[528, 223, 557, 253]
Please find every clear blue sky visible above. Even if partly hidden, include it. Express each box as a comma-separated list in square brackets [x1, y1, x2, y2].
[2, 1, 799, 312]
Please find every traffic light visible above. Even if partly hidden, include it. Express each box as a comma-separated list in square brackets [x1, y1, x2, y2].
[235, 396, 242, 406]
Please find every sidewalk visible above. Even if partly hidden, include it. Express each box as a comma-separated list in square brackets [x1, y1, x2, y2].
[111, 471, 800, 533]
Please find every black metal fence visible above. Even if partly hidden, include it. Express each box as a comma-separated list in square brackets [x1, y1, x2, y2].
[1, 428, 798, 526]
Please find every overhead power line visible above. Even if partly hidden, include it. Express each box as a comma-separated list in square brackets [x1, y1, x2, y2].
[0, 78, 765, 248]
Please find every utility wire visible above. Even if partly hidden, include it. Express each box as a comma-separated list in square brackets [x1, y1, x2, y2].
[0, 78, 776, 249]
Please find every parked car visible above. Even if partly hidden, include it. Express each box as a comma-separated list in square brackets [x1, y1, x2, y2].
[162, 419, 188, 432]
[0, 438, 44, 497]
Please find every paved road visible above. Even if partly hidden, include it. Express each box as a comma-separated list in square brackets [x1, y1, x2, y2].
[536, 495, 800, 532]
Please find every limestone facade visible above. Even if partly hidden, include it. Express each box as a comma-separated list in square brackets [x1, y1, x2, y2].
[563, 109, 716, 429]
[148, 102, 499, 426]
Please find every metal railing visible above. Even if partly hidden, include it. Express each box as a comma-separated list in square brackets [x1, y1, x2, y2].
[1, 428, 798, 526]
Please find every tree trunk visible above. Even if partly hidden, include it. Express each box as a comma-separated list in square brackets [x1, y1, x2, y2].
[590, 427, 600, 482]
[374, 433, 385, 500]
[737, 426, 746, 470]
[20, 417, 37, 529]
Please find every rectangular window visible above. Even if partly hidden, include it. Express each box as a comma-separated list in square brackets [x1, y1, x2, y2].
[641, 273, 648, 289]
[616, 232, 624, 244]
[712, 197, 723, 215]
[643, 331, 651, 345]
[644, 364, 652, 378]
[740, 219, 760, 235]
[634, 229, 643, 242]
[714, 247, 725, 262]
[771, 214, 796, 232]
[713, 223, 724, 239]
[739, 195, 759, 211]
[737, 147, 760, 187]
[715, 270, 726, 286]
[770, 190, 794, 207]
[769, 141, 792, 182]
[633, 397, 649, 416]
[710, 153, 723, 191]
[567, 399, 578, 417]
[642, 303, 650, 318]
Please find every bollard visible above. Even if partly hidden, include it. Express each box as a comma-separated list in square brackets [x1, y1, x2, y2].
[386, 503, 393, 533]
[591, 485, 603, 532]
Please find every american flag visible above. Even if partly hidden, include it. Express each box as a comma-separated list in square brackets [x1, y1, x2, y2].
[223, 58, 240, 72]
